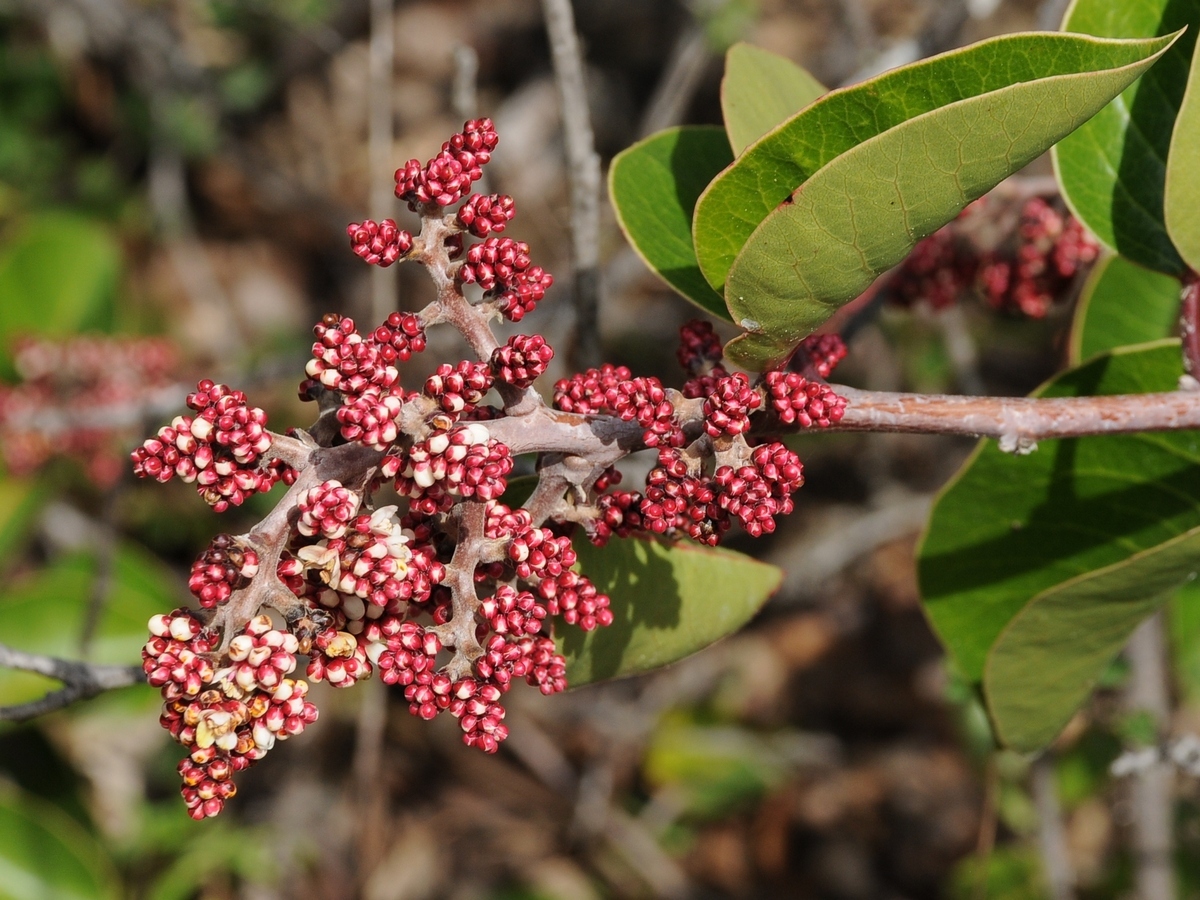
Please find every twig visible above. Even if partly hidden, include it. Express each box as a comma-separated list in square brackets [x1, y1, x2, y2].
[974, 755, 999, 900]
[831, 385, 1200, 452]
[540, 0, 603, 371]
[1031, 752, 1075, 900]
[148, 135, 245, 357]
[0, 643, 142, 722]
[452, 44, 480, 121]
[353, 677, 390, 884]
[840, 0, 967, 85]
[1126, 612, 1176, 900]
[369, 0, 397, 324]
[79, 481, 122, 658]
[933, 304, 985, 395]
[1036, 0, 1073, 30]
[637, 23, 712, 137]
[766, 492, 934, 600]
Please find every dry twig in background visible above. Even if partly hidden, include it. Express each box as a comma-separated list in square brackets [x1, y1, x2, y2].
[540, 0, 603, 370]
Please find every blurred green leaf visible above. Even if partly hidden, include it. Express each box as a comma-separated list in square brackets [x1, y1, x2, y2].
[0, 212, 119, 367]
[951, 846, 1046, 900]
[0, 477, 47, 576]
[1170, 577, 1200, 700]
[1070, 253, 1182, 363]
[716, 33, 1178, 369]
[1054, 0, 1199, 275]
[698, 0, 757, 52]
[609, 127, 733, 319]
[146, 819, 275, 900]
[158, 97, 219, 159]
[720, 43, 825, 155]
[498, 474, 539, 509]
[0, 782, 119, 900]
[919, 341, 1200, 749]
[1165, 28, 1200, 272]
[561, 536, 781, 685]
[220, 62, 272, 113]
[0, 544, 177, 708]
[644, 717, 811, 818]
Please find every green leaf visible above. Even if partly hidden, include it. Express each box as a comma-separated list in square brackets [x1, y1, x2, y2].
[560, 535, 782, 685]
[717, 33, 1179, 370]
[1053, 0, 1199, 275]
[608, 127, 733, 319]
[0, 544, 175, 708]
[0, 783, 119, 900]
[0, 212, 119, 358]
[721, 43, 826, 156]
[986, 528, 1200, 750]
[918, 341, 1197, 691]
[1069, 253, 1182, 363]
[1166, 26, 1200, 273]
[644, 715, 802, 817]
[694, 32, 1175, 300]
[1168, 577, 1200, 701]
[0, 477, 48, 576]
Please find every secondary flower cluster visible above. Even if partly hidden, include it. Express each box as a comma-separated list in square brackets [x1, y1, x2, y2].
[560, 321, 845, 547]
[0, 335, 177, 486]
[132, 120, 850, 820]
[143, 610, 317, 820]
[891, 194, 1100, 317]
[132, 380, 294, 512]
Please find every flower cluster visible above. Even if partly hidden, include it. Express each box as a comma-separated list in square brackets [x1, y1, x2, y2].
[132, 121, 850, 821]
[132, 380, 288, 512]
[347, 218, 413, 267]
[0, 336, 177, 486]
[891, 194, 1099, 317]
[575, 322, 844, 547]
[979, 196, 1100, 318]
[144, 611, 318, 819]
[188, 535, 260, 609]
[395, 118, 498, 209]
[459, 237, 554, 322]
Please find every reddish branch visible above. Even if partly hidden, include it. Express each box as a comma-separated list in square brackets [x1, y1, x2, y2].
[9, 358, 1200, 723]
[831, 386, 1200, 452]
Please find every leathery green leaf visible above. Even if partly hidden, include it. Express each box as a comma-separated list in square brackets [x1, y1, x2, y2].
[722, 34, 1178, 370]
[918, 341, 1200, 685]
[1070, 253, 1182, 363]
[608, 127, 733, 319]
[986, 529, 1199, 751]
[721, 43, 826, 156]
[694, 31, 1176, 306]
[1054, 0, 1199, 275]
[1166, 25, 1200, 272]
[560, 535, 782, 685]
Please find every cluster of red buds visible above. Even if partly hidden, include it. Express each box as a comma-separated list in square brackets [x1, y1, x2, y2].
[132, 121, 852, 820]
[979, 197, 1100, 318]
[132, 380, 292, 512]
[890, 194, 1099, 317]
[556, 320, 845, 547]
[143, 610, 317, 819]
[0, 336, 177, 486]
